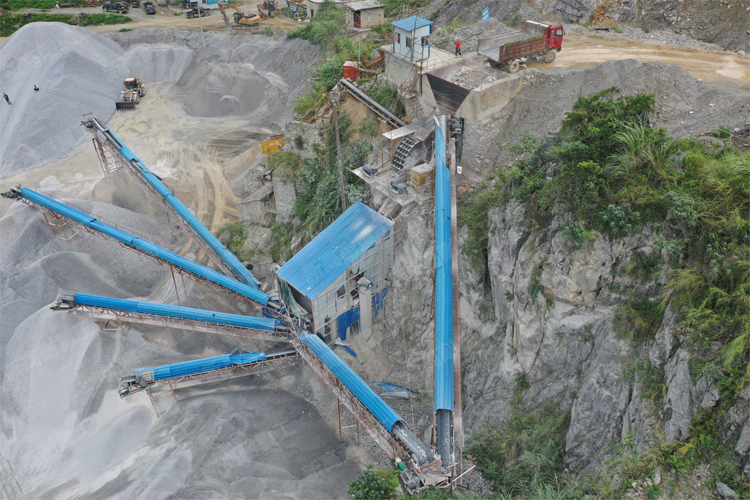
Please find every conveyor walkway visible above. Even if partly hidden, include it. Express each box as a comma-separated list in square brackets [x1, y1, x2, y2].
[340, 79, 406, 129]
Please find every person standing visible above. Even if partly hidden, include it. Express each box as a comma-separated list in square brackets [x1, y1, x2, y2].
[3, 93, 11, 105]
[55, 1, 60, 8]
[455, 38, 461, 56]
[34, 85, 40, 91]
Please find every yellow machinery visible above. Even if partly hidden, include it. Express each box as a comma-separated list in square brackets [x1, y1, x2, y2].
[261, 134, 285, 156]
[217, 2, 260, 28]
[123, 77, 146, 97]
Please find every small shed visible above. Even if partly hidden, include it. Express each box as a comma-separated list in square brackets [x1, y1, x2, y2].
[391, 15, 433, 60]
[346, 0, 385, 29]
[276, 202, 394, 342]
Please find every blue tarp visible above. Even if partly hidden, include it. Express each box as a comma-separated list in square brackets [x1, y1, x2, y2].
[433, 117, 454, 412]
[301, 332, 402, 432]
[337, 306, 360, 341]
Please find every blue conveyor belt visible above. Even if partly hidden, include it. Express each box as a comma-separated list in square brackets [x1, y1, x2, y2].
[102, 127, 261, 289]
[433, 117, 454, 413]
[135, 352, 267, 381]
[73, 293, 281, 330]
[20, 188, 270, 306]
[300, 332, 401, 432]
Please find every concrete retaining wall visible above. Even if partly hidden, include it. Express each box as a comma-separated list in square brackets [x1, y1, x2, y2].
[456, 73, 524, 122]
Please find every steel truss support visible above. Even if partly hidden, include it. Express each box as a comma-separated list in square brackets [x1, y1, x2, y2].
[70, 305, 293, 343]
[92, 136, 122, 175]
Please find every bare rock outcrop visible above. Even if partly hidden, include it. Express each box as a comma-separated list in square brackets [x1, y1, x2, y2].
[455, 200, 750, 471]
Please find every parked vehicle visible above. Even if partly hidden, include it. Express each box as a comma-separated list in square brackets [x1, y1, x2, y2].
[125, 0, 140, 7]
[478, 20, 563, 73]
[102, 2, 128, 13]
[186, 7, 211, 17]
[143, 1, 155, 13]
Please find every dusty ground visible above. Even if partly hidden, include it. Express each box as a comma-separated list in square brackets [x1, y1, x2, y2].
[527, 31, 750, 89]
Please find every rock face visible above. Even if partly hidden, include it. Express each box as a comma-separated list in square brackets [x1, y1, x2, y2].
[445, 200, 750, 471]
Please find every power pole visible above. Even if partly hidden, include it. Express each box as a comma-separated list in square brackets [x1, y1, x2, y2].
[332, 96, 347, 213]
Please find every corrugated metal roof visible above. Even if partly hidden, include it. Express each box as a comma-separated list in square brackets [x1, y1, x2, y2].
[277, 202, 393, 300]
[347, 0, 384, 10]
[391, 15, 433, 31]
[301, 333, 401, 431]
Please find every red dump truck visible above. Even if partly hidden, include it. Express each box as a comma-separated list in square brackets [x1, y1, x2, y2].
[478, 21, 563, 73]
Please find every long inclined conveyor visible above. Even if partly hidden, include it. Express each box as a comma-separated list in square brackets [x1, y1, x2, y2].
[53, 293, 291, 343]
[84, 116, 262, 289]
[339, 79, 406, 129]
[433, 116, 455, 468]
[119, 349, 298, 399]
[2, 186, 271, 308]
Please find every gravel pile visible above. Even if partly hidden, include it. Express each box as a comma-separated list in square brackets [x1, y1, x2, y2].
[0, 23, 125, 177]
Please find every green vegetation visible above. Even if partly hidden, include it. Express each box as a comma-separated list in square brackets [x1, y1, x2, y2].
[291, 1, 399, 122]
[458, 87, 749, 496]
[0, 0, 57, 10]
[215, 221, 259, 262]
[612, 24, 624, 33]
[265, 111, 371, 261]
[0, 12, 132, 36]
[258, 26, 274, 37]
[348, 464, 399, 500]
[466, 404, 570, 497]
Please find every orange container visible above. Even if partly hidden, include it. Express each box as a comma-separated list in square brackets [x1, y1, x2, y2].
[343, 61, 360, 82]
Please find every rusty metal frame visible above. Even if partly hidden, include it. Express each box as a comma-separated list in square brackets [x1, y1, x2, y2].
[92, 136, 121, 175]
[70, 305, 292, 343]
[86, 129, 244, 283]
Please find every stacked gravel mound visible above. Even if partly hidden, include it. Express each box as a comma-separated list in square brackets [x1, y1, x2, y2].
[106, 29, 321, 120]
[121, 43, 194, 83]
[0, 23, 126, 177]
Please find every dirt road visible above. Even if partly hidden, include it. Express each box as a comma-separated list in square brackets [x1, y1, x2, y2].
[526, 32, 749, 89]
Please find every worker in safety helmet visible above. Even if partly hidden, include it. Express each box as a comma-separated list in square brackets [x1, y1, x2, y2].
[3, 93, 11, 105]
[455, 38, 461, 56]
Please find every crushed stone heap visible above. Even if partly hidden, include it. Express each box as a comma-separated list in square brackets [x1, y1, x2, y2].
[0, 23, 126, 177]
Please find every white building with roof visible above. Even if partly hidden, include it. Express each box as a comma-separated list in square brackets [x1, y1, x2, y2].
[391, 15, 433, 60]
[346, 0, 385, 29]
[275, 202, 394, 343]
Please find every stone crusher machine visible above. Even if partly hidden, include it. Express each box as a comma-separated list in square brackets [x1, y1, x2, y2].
[116, 77, 146, 111]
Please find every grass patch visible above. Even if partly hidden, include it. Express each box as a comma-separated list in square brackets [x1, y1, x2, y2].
[466, 404, 570, 496]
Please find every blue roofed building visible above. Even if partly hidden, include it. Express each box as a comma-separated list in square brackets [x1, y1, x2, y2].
[276, 202, 394, 343]
[391, 15, 433, 60]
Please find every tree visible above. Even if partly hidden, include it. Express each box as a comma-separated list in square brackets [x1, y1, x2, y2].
[348, 464, 399, 500]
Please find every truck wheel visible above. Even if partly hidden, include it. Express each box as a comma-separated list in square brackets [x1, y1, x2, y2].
[508, 60, 520, 73]
[544, 51, 556, 63]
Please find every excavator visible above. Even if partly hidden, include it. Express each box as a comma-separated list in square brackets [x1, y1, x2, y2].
[217, 2, 260, 29]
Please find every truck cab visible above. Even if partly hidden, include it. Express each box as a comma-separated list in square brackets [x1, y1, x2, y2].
[547, 24, 564, 50]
